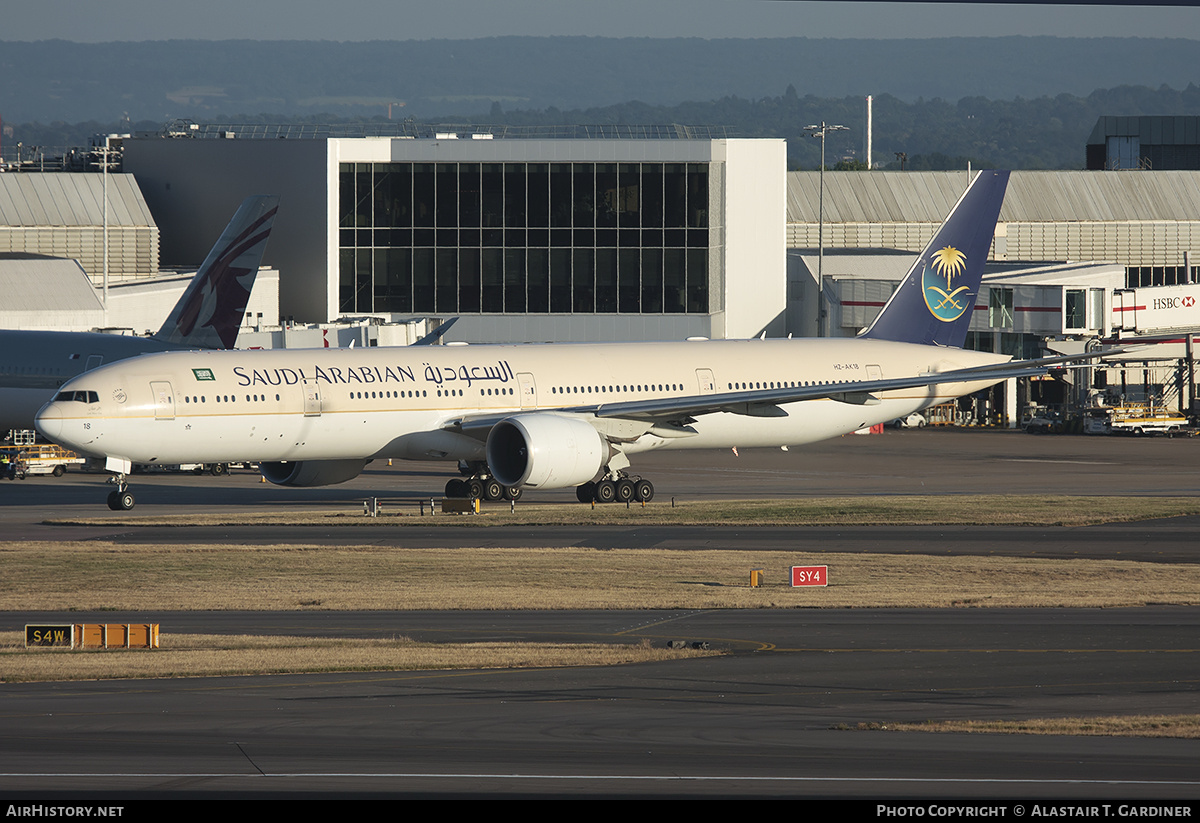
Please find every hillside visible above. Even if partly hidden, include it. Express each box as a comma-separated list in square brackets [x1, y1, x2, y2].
[3, 36, 1199, 123]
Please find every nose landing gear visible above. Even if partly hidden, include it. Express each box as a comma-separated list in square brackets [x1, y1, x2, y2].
[106, 474, 135, 510]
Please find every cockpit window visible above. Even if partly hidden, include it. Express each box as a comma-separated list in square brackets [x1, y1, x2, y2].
[54, 390, 99, 403]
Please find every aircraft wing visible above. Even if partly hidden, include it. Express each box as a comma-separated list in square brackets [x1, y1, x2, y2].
[592, 359, 1079, 423]
[445, 348, 1124, 436]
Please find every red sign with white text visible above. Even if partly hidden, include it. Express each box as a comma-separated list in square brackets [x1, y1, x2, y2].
[791, 565, 828, 587]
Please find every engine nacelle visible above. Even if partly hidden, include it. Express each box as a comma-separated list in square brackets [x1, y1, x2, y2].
[260, 459, 368, 487]
[486, 414, 608, 489]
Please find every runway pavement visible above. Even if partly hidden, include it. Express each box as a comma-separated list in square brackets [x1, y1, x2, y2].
[5, 428, 1200, 522]
[2, 429, 1199, 799]
[2, 608, 1198, 798]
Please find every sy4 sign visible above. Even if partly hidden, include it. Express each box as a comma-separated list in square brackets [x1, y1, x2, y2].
[791, 565, 828, 587]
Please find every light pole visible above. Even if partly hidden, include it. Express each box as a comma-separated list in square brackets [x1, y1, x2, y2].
[805, 121, 847, 337]
[102, 135, 109, 305]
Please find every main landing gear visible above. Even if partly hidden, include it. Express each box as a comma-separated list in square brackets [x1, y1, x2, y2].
[106, 474, 136, 510]
[445, 461, 522, 502]
[576, 475, 654, 504]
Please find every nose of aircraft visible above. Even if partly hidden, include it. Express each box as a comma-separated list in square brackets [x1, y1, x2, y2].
[35, 404, 62, 441]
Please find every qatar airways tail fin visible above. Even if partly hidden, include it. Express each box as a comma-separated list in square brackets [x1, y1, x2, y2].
[153, 195, 280, 350]
[860, 170, 1009, 348]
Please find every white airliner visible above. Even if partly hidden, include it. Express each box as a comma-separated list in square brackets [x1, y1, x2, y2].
[37, 170, 1081, 510]
[1, 195, 279, 435]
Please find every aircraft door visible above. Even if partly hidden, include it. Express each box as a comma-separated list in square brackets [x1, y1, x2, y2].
[85, 355, 104, 372]
[866, 365, 882, 381]
[518, 372, 537, 409]
[696, 368, 715, 395]
[303, 381, 322, 417]
[150, 381, 175, 421]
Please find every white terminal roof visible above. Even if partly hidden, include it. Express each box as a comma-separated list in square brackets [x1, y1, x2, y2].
[0, 173, 154, 227]
[787, 170, 1200, 223]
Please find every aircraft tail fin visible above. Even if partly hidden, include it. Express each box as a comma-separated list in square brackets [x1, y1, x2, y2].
[154, 195, 280, 349]
[412, 317, 458, 346]
[860, 170, 1008, 348]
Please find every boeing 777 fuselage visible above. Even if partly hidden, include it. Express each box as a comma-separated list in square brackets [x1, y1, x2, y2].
[34, 336, 1008, 477]
[40, 171, 1042, 510]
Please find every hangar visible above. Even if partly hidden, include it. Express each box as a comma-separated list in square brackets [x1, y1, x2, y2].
[0, 172, 158, 286]
[787, 170, 1200, 290]
[0, 172, 279, 334]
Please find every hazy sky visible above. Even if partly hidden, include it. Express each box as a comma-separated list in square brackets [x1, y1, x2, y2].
[4, 0, 1197, 41]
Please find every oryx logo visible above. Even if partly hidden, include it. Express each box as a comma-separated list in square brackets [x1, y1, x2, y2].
[922, 245, 970, 322]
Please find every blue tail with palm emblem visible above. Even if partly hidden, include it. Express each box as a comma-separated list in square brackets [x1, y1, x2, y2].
[861, 170, 1009, 348]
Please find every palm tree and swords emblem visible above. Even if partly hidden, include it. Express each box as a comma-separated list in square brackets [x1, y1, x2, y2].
[922, 245, 970, 322]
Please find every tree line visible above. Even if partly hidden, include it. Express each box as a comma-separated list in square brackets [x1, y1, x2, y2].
[6, 83, 1199, 171]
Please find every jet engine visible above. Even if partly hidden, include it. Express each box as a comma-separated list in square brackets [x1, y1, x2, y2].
[260, 459, 368, 487]
[486, 414, 608, 489]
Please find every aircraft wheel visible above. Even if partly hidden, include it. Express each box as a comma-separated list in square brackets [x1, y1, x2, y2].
[465, 479, 484, 500]
[615, 478, 636, 503]
[503, 485, 523, 501]
[445, 478, 466, 498]
[116, 491, 135, 511]
[594, 479, 616, 504]
[106, 491, 120, 510]
[483, 479, 504, 501]
[576, 482, 596, 504]
[634, 479, 655, 503]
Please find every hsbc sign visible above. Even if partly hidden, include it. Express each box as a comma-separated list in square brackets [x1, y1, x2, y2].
[1114, 284, 1200, 334]
[1152, 295, 1196, 310]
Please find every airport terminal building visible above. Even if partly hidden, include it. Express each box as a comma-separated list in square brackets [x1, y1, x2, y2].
[123, 126, 786, 343]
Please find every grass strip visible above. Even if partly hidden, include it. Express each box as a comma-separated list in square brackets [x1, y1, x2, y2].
[0, 632, 712, 683]
[845, 716, 1200, 739]
[3, 543, 1198, 610]
[47, 495, 1200, 528]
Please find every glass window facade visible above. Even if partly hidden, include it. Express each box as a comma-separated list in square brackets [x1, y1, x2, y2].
[339, 161, 712, 315]
[1125, 265, 1198, 288]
